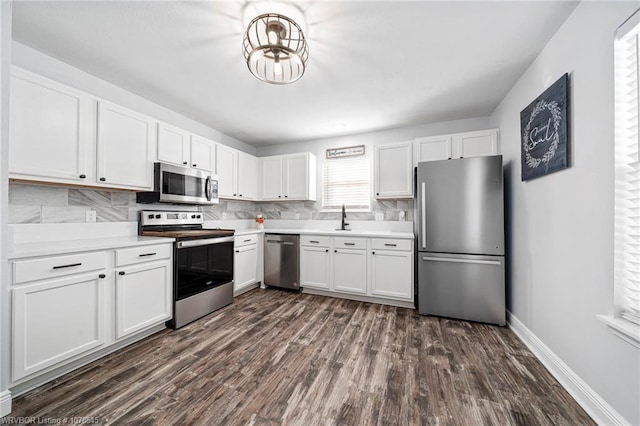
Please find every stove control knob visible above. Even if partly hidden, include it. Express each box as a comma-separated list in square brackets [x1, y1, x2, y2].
[197, 215, 201, 218]
[148, 214, 154, 219]
[155, 214, 161, 219]
[191, 215, 196, 219]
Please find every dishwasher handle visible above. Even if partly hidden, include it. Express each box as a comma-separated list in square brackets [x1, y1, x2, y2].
[266, 240, 295, 246]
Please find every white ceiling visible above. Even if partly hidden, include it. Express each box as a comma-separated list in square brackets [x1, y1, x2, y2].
[11, 1, 579, 147]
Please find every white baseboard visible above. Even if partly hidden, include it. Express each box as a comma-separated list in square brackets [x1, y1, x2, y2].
[0, 390, 11, 417]
[507, 311, 628, 425]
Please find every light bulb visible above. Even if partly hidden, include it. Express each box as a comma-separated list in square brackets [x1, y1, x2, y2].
[274, 59, 282, 76]
[268, 30, 278, 45]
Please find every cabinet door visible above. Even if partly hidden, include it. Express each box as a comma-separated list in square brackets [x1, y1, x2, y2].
[332, 249, 367, 294]
[370, 250, 413, 300]
[454, 129, 499, 159]
[115, 261, 172, 339]
[157, 123, 189, 167]
[12, 272, 106, 381]
[216, 144, 237, 198]
[300, 246, 331, 289]
[261, 156, 283, 200]
[234, 244, 258, 292]
[97, 102, 154, 189]
[375, 142, 413, 198]
[415, 135, 452, 163]
[190, 135, 215, 172]
[238, 152, 258, 200]
[9, 68, 95, 183]
[284, 153, 310, 200]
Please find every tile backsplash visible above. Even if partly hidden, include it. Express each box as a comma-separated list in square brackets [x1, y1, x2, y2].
[8, 183, 414, 224]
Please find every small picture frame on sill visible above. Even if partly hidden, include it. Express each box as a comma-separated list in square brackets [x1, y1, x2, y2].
[520, 73, 570, 181]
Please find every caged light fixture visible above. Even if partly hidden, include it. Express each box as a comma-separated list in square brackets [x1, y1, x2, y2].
[242, 13, 309, 84]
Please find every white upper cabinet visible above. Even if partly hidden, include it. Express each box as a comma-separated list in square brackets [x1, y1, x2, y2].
[454, 129, 500, 159]
[261, 156, 284, 200]
[416, 129, 499, 163]
[157, 123, 216, 172]
[415, 135, 453, 163]
[9, 68, 96, 183]
[157, 123, 189, 167]
[238, 152, 258, 200]
[216, 144, 237, 198]
[374, 141, 413, 199]
[97, 102, 155, 190]
[190, 135, 216, 172]
[259, 153, 316, 201]
[216, 145, 258, 200]
[9, 67, 155, 190]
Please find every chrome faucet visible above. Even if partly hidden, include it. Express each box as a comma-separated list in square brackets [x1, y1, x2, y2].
[340, 204, 350, 231]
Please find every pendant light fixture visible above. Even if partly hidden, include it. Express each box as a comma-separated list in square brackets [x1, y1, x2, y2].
[242, 13, 309, 84]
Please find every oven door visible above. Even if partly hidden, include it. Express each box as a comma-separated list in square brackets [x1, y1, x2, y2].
[157, 162, 219, 205]
[175, 237, 234, 300]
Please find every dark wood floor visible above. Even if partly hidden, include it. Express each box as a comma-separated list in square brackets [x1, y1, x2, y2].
[8, 289, 593, 425]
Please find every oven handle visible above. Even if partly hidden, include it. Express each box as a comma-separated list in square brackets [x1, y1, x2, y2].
[176, 236, 235, 249]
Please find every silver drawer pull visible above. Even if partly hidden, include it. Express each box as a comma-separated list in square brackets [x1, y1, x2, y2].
[422, 256, 501, 266]
[344, 242, 356, 246]
[52, 263, 82, 270]
[384, 243, 397, 247]
[309, 240, 320, 243]
[138, 252, 157, 257]
[244, 239, 252, 242]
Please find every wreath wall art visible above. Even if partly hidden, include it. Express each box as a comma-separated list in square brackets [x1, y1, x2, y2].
[520, 73, 569, 181]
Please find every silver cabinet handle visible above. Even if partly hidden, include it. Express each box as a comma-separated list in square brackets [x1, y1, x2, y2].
[344, 242, 356, 246]
[138, 253, 157, 257]
[421, 182, 426, 250]
[384, 243, 397, 247]
[422, 256, 501, 266]
[309, 240, 320, 243]
[244, 239, 252, 242]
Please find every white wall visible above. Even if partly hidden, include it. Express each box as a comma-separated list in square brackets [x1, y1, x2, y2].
[0, 1, 11, 416]
[489, 2, 640, 424]
[11, 42, 256, 155]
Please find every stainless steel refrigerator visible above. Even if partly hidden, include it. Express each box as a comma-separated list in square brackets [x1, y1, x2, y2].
[415, 155, 505, 325]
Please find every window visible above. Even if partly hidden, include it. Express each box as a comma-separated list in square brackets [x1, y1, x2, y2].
[322, 156, 371, 211]
[614, 10, 640, 326]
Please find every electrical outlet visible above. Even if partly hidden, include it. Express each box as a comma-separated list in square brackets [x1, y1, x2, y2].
[399, 210, 406, 221]
[85, 210, 97, 223]
[375, 212, 384, 221]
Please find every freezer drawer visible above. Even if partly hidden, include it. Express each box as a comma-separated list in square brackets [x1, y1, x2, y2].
[418, 252, 505, 325]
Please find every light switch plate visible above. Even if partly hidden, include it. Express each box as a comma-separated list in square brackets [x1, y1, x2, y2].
[85, 210, 97, 223]
[375, 212, 384, 221]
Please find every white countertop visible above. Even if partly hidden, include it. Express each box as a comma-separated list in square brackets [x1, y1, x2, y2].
[231, 228, 414, 239]
[9, 236, 175, 260]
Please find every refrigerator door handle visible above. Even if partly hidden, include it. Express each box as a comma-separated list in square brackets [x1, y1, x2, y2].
[421, 182, 426, 249]
[422, 256, 502, 266]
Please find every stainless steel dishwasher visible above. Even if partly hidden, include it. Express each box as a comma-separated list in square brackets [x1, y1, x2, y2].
[264, 234, 300, 290]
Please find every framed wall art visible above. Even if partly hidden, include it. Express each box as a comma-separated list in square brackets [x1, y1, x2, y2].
[520, 73, 569, 181]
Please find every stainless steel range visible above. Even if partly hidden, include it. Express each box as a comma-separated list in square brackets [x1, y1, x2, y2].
[139, 211, 234, 329]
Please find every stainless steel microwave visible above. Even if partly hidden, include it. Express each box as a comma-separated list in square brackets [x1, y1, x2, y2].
[136, 162, 219, 205]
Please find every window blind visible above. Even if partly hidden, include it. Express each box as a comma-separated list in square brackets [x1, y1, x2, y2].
[322, 156, 371, 211]
[614, 13, 640, 325]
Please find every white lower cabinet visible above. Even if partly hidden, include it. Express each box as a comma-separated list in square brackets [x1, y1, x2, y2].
[12, 271, 107, 381]
[115, 261, 172, 340]
[300, 246, 331, 290]
[10, 242, 173, 385]
[370, 250, 413, 300]
[234, 234, 259, 294]
[300, 235, 414, 305]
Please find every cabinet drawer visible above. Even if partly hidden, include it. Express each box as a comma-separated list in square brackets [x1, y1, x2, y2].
[301, 235, 330, 248]
[235, 234, 258, 247]
[115, 244, 172, 267]
[371, 238, 412, 251]
[333, 237, 367, 250]
[13, 252, 107, 284]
